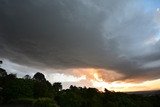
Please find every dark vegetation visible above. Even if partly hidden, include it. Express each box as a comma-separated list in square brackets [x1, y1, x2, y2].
[0, 61, 160, 107]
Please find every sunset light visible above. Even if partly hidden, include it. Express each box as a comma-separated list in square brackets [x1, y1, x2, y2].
[0, 0, 160, 106]
[58, 68, 160, 92]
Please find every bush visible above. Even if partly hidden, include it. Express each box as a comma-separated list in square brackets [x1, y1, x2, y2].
[9, 98, 35, 105]
[8, 98, 59, 107]
[0, 96, 3, 104]
[33, 98, 58, 107]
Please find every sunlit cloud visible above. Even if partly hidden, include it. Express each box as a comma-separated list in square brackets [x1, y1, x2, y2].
[66, 68, 160, 92]
[71, 68, 124, 82]
[46, 73, 86, 83]
[91, 78, 160, 92]
[144, 35, 160, 45]
[1, 60, 160, 92]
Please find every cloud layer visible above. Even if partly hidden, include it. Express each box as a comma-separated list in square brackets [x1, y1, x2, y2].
[0, 0, 160, 82]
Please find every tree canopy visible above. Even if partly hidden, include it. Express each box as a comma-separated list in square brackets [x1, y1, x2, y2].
[0, 61, 2, 64]
[33, 72, 46, 82]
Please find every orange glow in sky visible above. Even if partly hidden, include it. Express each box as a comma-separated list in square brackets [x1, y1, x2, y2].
[70, 68, 160, 92]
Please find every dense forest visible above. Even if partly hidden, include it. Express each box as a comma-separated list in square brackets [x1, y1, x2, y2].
[0, 61, 160, 107]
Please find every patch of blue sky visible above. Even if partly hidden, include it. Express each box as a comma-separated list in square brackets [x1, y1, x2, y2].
[139, 0, 160, 12]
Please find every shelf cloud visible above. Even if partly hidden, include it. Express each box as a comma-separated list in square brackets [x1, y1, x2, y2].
[0, 0, 160, 82]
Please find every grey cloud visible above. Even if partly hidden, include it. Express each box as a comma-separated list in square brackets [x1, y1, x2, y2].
[0, 0, 160, 82]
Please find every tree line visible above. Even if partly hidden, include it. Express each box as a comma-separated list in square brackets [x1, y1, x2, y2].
[0, 61, 160, 107]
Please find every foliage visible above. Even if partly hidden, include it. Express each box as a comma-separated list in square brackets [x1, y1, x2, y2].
[0, 68, 7, 77]
[0, 60, 2, 64]
[33, 98, 58, 107]
[2, 78, 34, 102]
[23, 75, 31, 79]
[33, 72, 46, 82]
[52, 82, 62, 92]
[33, 80, 48, 98]
[9, 98, 35, 105]
[6, 98, 59, 107]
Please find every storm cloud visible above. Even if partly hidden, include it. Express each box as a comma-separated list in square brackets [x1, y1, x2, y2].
[0, 0, 160, 82]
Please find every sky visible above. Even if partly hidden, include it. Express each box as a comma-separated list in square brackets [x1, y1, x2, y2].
[0, 0, 160, 92]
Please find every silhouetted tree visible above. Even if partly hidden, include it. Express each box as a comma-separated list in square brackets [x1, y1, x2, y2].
[0, 60, 3, 71]
[104, 88, 112, 94]
[33, 81, 48, 98]
[0, 60, 2, 65]
[69, 85, 77, 90]
[23, 75, 31, 79]
[6, 73, 17, 80]
[33, 72, 46, 82]
[2, 78, 34, 102]
[0, 68, 7, 77]
[53, 82, 62, 92]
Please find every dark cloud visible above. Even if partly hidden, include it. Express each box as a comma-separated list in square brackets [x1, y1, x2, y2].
[0, 0, 160, 81]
